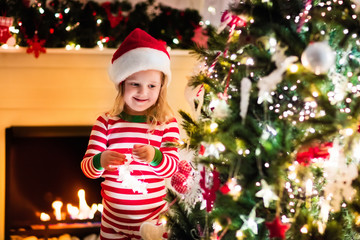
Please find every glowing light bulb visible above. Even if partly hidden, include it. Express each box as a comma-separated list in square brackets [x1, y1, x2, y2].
[300, 225, 308, 234]
[236, 230, 244, 239]
[210, 122, 218, 132]
[289, 64, 298, 73]
[246, 58, 254, 65]
[207, 6, 216, 14]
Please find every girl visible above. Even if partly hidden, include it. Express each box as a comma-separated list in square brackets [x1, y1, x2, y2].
[81, 28, 180, 240]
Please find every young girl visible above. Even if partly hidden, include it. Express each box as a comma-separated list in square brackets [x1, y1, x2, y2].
[81, 28, 180, 240]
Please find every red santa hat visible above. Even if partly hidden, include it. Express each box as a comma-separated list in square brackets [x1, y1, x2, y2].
[108, 28, 171, 89]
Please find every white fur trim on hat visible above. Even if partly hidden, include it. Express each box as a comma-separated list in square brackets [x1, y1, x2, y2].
[108, 47, 171, 90]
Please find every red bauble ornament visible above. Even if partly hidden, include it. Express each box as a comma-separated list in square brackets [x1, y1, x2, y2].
[171, 171, 188, 194]
[171, 172, 187, 185]
[172, 182, 188, 194]
[178, 160, 192, 177]
[265, 216, 290, 239]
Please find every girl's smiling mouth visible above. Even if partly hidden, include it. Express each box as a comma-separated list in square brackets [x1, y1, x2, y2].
[134, 97, 147, 102]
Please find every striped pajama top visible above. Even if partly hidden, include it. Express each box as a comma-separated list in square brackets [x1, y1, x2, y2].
[81, 113, 180, 239]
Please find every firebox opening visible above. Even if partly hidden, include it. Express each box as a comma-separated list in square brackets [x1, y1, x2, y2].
[5, 126, 102, 239]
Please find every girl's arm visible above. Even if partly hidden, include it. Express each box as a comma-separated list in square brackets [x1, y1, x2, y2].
[150, 118, 180, 178]
[81, 114, 109, 179]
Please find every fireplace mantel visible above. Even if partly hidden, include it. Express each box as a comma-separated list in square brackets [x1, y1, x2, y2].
[0, 47, 198, 237]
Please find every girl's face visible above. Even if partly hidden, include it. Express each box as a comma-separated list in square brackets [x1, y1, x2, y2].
[123, 70, 162, 115]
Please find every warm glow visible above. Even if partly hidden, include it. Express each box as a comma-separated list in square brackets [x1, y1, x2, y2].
[67, 203, 80, 219]
[41, 189, 101, 221]
[236, 230, 244, 239]
[210, 122, 218, 132]
[40, 212, 51, 221]
[289, 64, 298, 73]
[300, 225, 308, 234]
[305, 179, 313, 197]
[52, 200, 63, 221]
[78, 189, 93, 219]
[97, 204, 104, 213]
[160, 216, 167, 225]
[213, 221, 222, 233]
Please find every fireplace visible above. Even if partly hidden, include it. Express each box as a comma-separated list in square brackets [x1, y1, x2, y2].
[5, 126, 103, 239]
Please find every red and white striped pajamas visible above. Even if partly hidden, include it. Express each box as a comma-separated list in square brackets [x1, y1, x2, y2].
[81, 113, 180, 240]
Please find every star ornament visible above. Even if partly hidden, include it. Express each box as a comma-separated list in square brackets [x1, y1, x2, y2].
[265, 216, 290, 239]
[255, 179, 279, 208]
[240, 207, 264, 235]
[26, 34, 46, 58]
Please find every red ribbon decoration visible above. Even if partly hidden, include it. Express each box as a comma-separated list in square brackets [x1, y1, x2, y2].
[102, 2, 127, 28]
[199, 168, 220, 212]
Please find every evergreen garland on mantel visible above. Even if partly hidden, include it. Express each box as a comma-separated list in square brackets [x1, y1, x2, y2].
[1, 0, 212, 50]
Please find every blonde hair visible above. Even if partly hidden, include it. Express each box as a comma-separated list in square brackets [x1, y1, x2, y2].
[108, 74, 174, 126]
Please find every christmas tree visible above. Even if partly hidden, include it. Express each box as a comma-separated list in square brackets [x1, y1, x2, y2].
[166, 0, 360, 239]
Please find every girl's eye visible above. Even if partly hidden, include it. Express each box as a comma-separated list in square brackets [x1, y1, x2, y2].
[149, 85, 156, 88]
[130, 82, 139, 87]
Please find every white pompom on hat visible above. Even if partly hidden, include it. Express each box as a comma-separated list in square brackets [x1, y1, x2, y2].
[108, 28, 171, 90]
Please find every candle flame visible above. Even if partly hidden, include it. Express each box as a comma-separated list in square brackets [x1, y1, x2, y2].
[40, 212, 51, 221]
[41, 189, 101, 221]
[67, 203, 80, 219]
[52, 200, 63, 221]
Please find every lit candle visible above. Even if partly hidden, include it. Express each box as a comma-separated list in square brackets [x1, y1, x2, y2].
[52, 200, 63, 221]
[40, 212, 50, 221]
[67, 203, 79, 219]
[78, 189, 91, 219]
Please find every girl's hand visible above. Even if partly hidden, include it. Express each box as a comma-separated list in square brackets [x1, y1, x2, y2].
[100, 150, 126, 171]
[132, 144, 155, 164]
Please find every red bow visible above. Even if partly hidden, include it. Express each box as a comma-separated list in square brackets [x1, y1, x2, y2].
[102, 2, 127, 28]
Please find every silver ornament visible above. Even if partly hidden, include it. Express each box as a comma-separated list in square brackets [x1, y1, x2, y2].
[301, 41, 335, 75]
